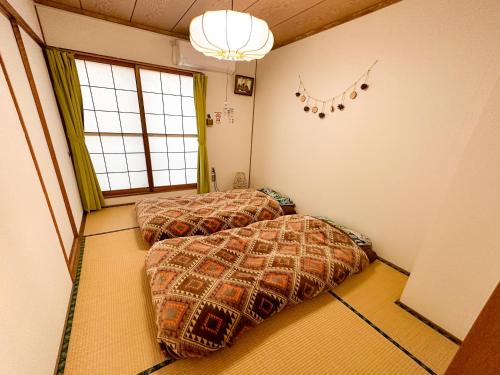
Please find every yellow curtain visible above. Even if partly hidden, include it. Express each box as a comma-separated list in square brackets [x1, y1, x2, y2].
[45, 48, 104, 212]
[193, 73, 210, 194]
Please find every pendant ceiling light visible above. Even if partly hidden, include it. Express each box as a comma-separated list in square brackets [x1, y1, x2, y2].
[189, 1, 274, 61]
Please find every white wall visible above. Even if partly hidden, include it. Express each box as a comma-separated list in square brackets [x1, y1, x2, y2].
[401, 74, 500, 340]
[250, 0, 500, 339]
[250, 0, 500, 272]
[0, 20, 72, 375]
[37, 5, 257, 205]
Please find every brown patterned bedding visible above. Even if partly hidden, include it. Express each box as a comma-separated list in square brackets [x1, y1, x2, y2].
[136, 189, 283, 245]
[145, 214, 370, 358]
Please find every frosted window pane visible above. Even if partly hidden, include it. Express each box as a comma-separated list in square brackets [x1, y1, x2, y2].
[182, 97, 195, 116]
[167, 137, 184, 152]
[149, 137, 168, 152]
[81, 86, 94, 110]
[143, 92, 163, 114]
[183, 116, 197, 135]
[184, 137, 198, 152]
[101, 135, 125, 153]
[81, 62, 200, 192]
[168, 153, 185, 169]
[180, 76, 193, 96]
[123, 136, 144, 153]
[90, 154, 106, 173]
[140, 69, 161, 93]
[96, 111, 121, 133]
[161, 73, 180, 95]
[151, 152, 169, 170]
[108, 173, 130, 190]
[165, 116, 183, 134]
[83, 110, 98, 132]
[91, 87, 117, 111]
[126, 153, 147, 171]
[86, 61, 114, 88]
[116, 90, 139, 113]
[170, 169, 186, 185]
[145, 114, 164, 133]
[164, 95, 181, 115]
[153, 170, 170, 186]
[85, 135, 102, 153]
[130, 171, 148, 188]
[186, 169, 197, 184]
[185, 152, 198, 168]
[120, 113, 142, 133]
[104, 154, 127, 172]
[112, 66, 136, 90]
[97, 173, 110, 191]
[75, 60, 89, 85]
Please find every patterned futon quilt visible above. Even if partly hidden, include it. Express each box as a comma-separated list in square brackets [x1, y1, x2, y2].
[145, 214, 370, 358]
[136, 189, 283, 245]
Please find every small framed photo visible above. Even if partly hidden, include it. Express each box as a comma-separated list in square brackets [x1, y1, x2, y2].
[234, 75, 254, 96]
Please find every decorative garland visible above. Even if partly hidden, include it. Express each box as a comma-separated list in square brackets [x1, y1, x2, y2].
[295, 60, 378, 119]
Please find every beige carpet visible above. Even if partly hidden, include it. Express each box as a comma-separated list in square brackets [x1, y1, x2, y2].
[64, 206, 458, 374]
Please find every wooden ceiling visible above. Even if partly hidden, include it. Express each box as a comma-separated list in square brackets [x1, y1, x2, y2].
[35, 0, 400, 48]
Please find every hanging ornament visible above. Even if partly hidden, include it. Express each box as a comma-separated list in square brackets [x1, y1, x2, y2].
[300, 95, 306, 102]
[304, 97, 310, 112]
[350, 86, 358, 99]
[319, 102, 326, 119]
[361, 68, 371, 90]
[330, 98, 335, 112]
[311, 100, 318, 113]
[337, 92, 346, 111]
[296, 81, 304, 97]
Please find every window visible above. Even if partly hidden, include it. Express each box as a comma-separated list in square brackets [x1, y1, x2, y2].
[75, 57, 198, 197]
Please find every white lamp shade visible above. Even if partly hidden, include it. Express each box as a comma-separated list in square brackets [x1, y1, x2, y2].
[189, 10, 274, 61]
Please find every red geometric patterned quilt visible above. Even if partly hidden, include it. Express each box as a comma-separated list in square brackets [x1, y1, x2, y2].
[135, 189, 284, 245]
[145, 214, 370, 358]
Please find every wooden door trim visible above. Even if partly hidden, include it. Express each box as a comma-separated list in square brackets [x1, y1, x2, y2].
[0, 0, 44, 46]
[11, 19, 78, 238]
[0, 55, 72, 280]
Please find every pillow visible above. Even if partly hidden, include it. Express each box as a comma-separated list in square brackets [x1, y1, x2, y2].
[315, 216, 376, 262]
[259, 187, 295, 206]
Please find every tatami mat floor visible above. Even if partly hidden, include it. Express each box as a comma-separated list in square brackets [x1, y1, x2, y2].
[60, 206, 458, 374]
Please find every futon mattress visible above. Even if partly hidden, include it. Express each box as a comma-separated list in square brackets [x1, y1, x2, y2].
[136, 189, 283, 245]
[145, 214, 370, 358]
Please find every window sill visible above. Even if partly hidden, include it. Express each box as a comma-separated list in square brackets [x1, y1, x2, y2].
[102, 183, 197, 198]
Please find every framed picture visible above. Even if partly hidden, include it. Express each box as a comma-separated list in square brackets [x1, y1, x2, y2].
[234, 75, 254, 96]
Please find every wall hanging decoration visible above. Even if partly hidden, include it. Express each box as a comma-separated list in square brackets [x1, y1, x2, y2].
[296, 60, 378, 119]
[214, 112, 222, 125]
[234, 75, 255, 96]
[206, 114, 214, 127]
[223, 71, 235, 124]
